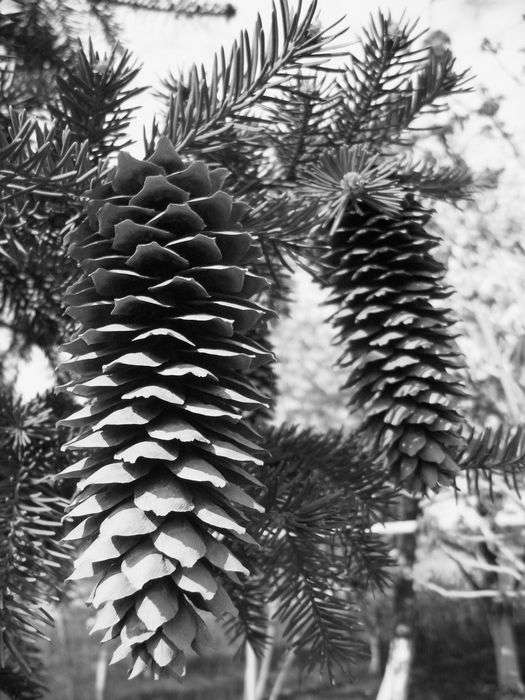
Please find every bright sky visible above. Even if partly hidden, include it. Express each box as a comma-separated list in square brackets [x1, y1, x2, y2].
[12, 0, 525, 399]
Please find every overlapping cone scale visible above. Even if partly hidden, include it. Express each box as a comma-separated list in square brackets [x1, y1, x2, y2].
[326, 198, 465, 491]
[59, 137, 272, 679]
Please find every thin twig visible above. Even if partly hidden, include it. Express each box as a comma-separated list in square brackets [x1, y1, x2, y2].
[243, 643, 258, 700]
[416, 578, 525, 600]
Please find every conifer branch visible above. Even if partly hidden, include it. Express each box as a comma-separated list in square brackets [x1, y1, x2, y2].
[262, 76, 338, 182]
[50, 41, 144, 160]
[0, 389, 72, 698]
[0, 110, 97, 207]
[460, 425, 525, 497]
[162, 0, 347, 152]
[335, 12, 470, 149]
[225, 425, 392, 678]
[302, 144, 405, 218]
[397, 155, 475, 202]
[246, 193, 320, 291]
[97, 0, 236, 16]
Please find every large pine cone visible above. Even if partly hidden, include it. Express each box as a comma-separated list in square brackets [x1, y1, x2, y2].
[59, 137, 272, 678]
[327, 198, 465, 491]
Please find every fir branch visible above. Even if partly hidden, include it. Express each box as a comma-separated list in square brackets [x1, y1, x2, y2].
[246, 193, 319, 298]
[161, 0, 347, 152]
[460, 424, 525, 497]
[0, 110, 97, 207]
[96, 0, 236, 16]
[0, 668, 44, 700]
[397, 154, 475, 202]
[267, 505, 361, 676]
[0, 3, 71, 72]
[265, 426, 394, 589]
[223, 574, 271, 658]
[335, 11, 470, 149]
[365, 49, 471, 148]
[228, 425, 392, 678]
[0, 8, 67, 126]
[335, 12, 426, 147]
[0, 389, 73, 698]
[50, 41, 144, 160]
[245, 321, 279, 429]
[262, 76, 338, 182]
[301, 144, 405, 219]
[0, 220, 75, 355]
[0, 111, 100, 353]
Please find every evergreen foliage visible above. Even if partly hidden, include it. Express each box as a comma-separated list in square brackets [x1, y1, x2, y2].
[50, 41, 144, 160]
[0, 390, 71, 698]
[333, 13, 469, 149]
[156, 4, 475, 393]
[161, 0, 346, 154]
[225, 424, 393, 677]
[0, 2, 72, 125]
[461, 425, 525, 497]
[0, 39, 141, 356]
[92, 0, 236, 23]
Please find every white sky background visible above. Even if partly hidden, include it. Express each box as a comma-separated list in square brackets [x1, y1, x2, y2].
[13, 0, 525, 399]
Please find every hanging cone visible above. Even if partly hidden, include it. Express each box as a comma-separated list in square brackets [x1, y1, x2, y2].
[59, 137, 272, 678]
[326, 197, 466, 491]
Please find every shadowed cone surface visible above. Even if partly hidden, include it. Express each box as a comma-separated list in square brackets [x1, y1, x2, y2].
[58, 136, 272, 679]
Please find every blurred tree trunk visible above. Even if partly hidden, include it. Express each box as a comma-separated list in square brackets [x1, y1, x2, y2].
[94, 646, 108, 700]
[368, 631, 381, 676]
[478, 503, 525, 699]
[268, 649, 295, 700]
[54, 606, 75, 700]
[243, 644, 258, 700]
[488, 600, 525, 699]
[376, 496, 420, 700]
